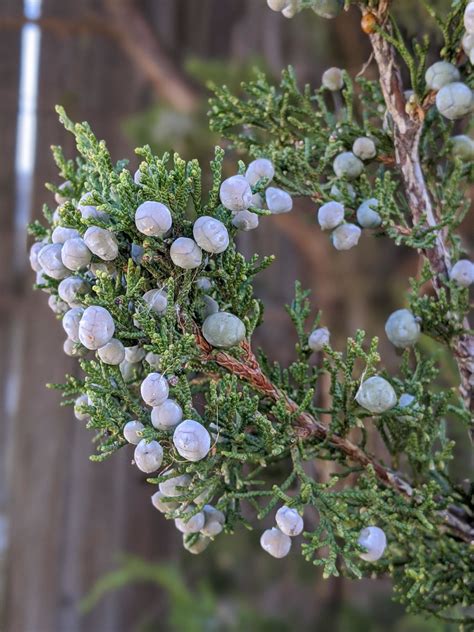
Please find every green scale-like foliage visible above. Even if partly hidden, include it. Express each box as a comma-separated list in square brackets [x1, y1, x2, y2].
[28, 0, 473, 626]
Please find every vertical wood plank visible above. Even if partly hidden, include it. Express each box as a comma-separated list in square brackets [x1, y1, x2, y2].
[3, 1, 176, 630]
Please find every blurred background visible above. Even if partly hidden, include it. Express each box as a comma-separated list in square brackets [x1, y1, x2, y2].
[0, 1, 471, 630]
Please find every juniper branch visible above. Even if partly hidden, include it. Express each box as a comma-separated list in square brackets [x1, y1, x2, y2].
[190, 322, 474, 543]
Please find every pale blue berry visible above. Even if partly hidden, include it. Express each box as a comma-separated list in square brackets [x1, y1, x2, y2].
[219, 175, 252, 212]
[140, 372, 169, 407]
[358, 526, 387, 562]
[245, 158, 274, 186]
[322, 67, 344, 91]
[173, 419, 211, 462]
[333, 152, 364, 179]
[425, 61, 460, 91]
[134, 439, 163, 473]
[193, 216, 229, 254]
[265, 187, 293, 214]
[436, 82, 473, 120]
[318, 201, 344, 230]
[170, 237, 202, 269]
[275, 506, 304, 536]
[385, 309, 420, 348]
[123, 420, 144, 444]
[356, 376, 397, 414]
[202, 312, 246, 349]
[260, 528, 292, 558]
[78, 305, 115, 350]
[135, 201, 172, 237]
[331, 223, 361, 250]
[357, 199, 382, 229]
[449, 259, 474, 287]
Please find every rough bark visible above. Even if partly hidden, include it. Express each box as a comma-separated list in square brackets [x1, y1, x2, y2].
[365, 1, 473, 418]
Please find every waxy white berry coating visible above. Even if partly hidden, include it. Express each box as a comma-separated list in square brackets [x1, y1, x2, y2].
[462, 31, 474, 56]
[151, 399, 183, 430]
[78, 305, 115, 350]
[119, 360, 139, 381]
[266, 0, 290, 10]
[134, 168, 143, 185]
[83, 226, 118, 261]
[134, 439, 163, 473]
[61, 237, 92, 271]
[48, 294, 68, 314]
[58, 276, 88, 308]
[330, 182, 356, 202]
[201, 505, 225, 537]
[449, 259, 474, 287]
[358, 526, 387, 562]
[54, 180, 71, 205]
[201, 295, 219, 319]
[331, 223, 361, 250]
[318, 201, 344, 230]
[245, 158, 275, 186]
[173, 419, 211, 462]
[151, 491, 179, 513]
[89, 262, 116, 279]
[352, 137, 377, 161]
[250, 192, 263, 208]
[451, 135, 474, 161]
[193, 216, 229, 254]
[140, 372, 169, 407]
[281, 0, 300, 17]
[385, 309, 421, 348]
[465, 2, 474, 33]
[131, 243, 144, 265]
[170, 237, 202, 269]
[52, 226, 80, 244]
[159, 472, 191, 497]
[357, 198, 381, 228]
[202, 312, 246, 349]
[196, 277, 212, 292]
[145, 351, 161, 369]
[38, 243, 70, 279]
[356, 376, 397, 413]
[436, 82, 473, 120]
[322, 67, 344, 91]
[312, 0, 343, 18]
[219, 175, 252, 212]
[62, 307, 84, 343]
[399, 393, 416, 409]
[98, 338, 125, 365]
[143, 289, 168, 315]
[333, 152, 364, 179]
[135, 201, 172, 237]
[183, 534, 211, 554]
[78, 192, 107, 221]
[124, 345, 146, 363]
[260, 527, 292, 558]
[425, 61, 460, 92]
[29, 242, 44, 272]
[123, 420, 144, 444]
[63, 338, 84, 357]
[232, 210, 259, 231]
[74, 394, 90, 421]
[265, 187, 293, 214]
[275, 506, 304, 536]
[308, 327, 330, 352]
[175, 506, 205, 534]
